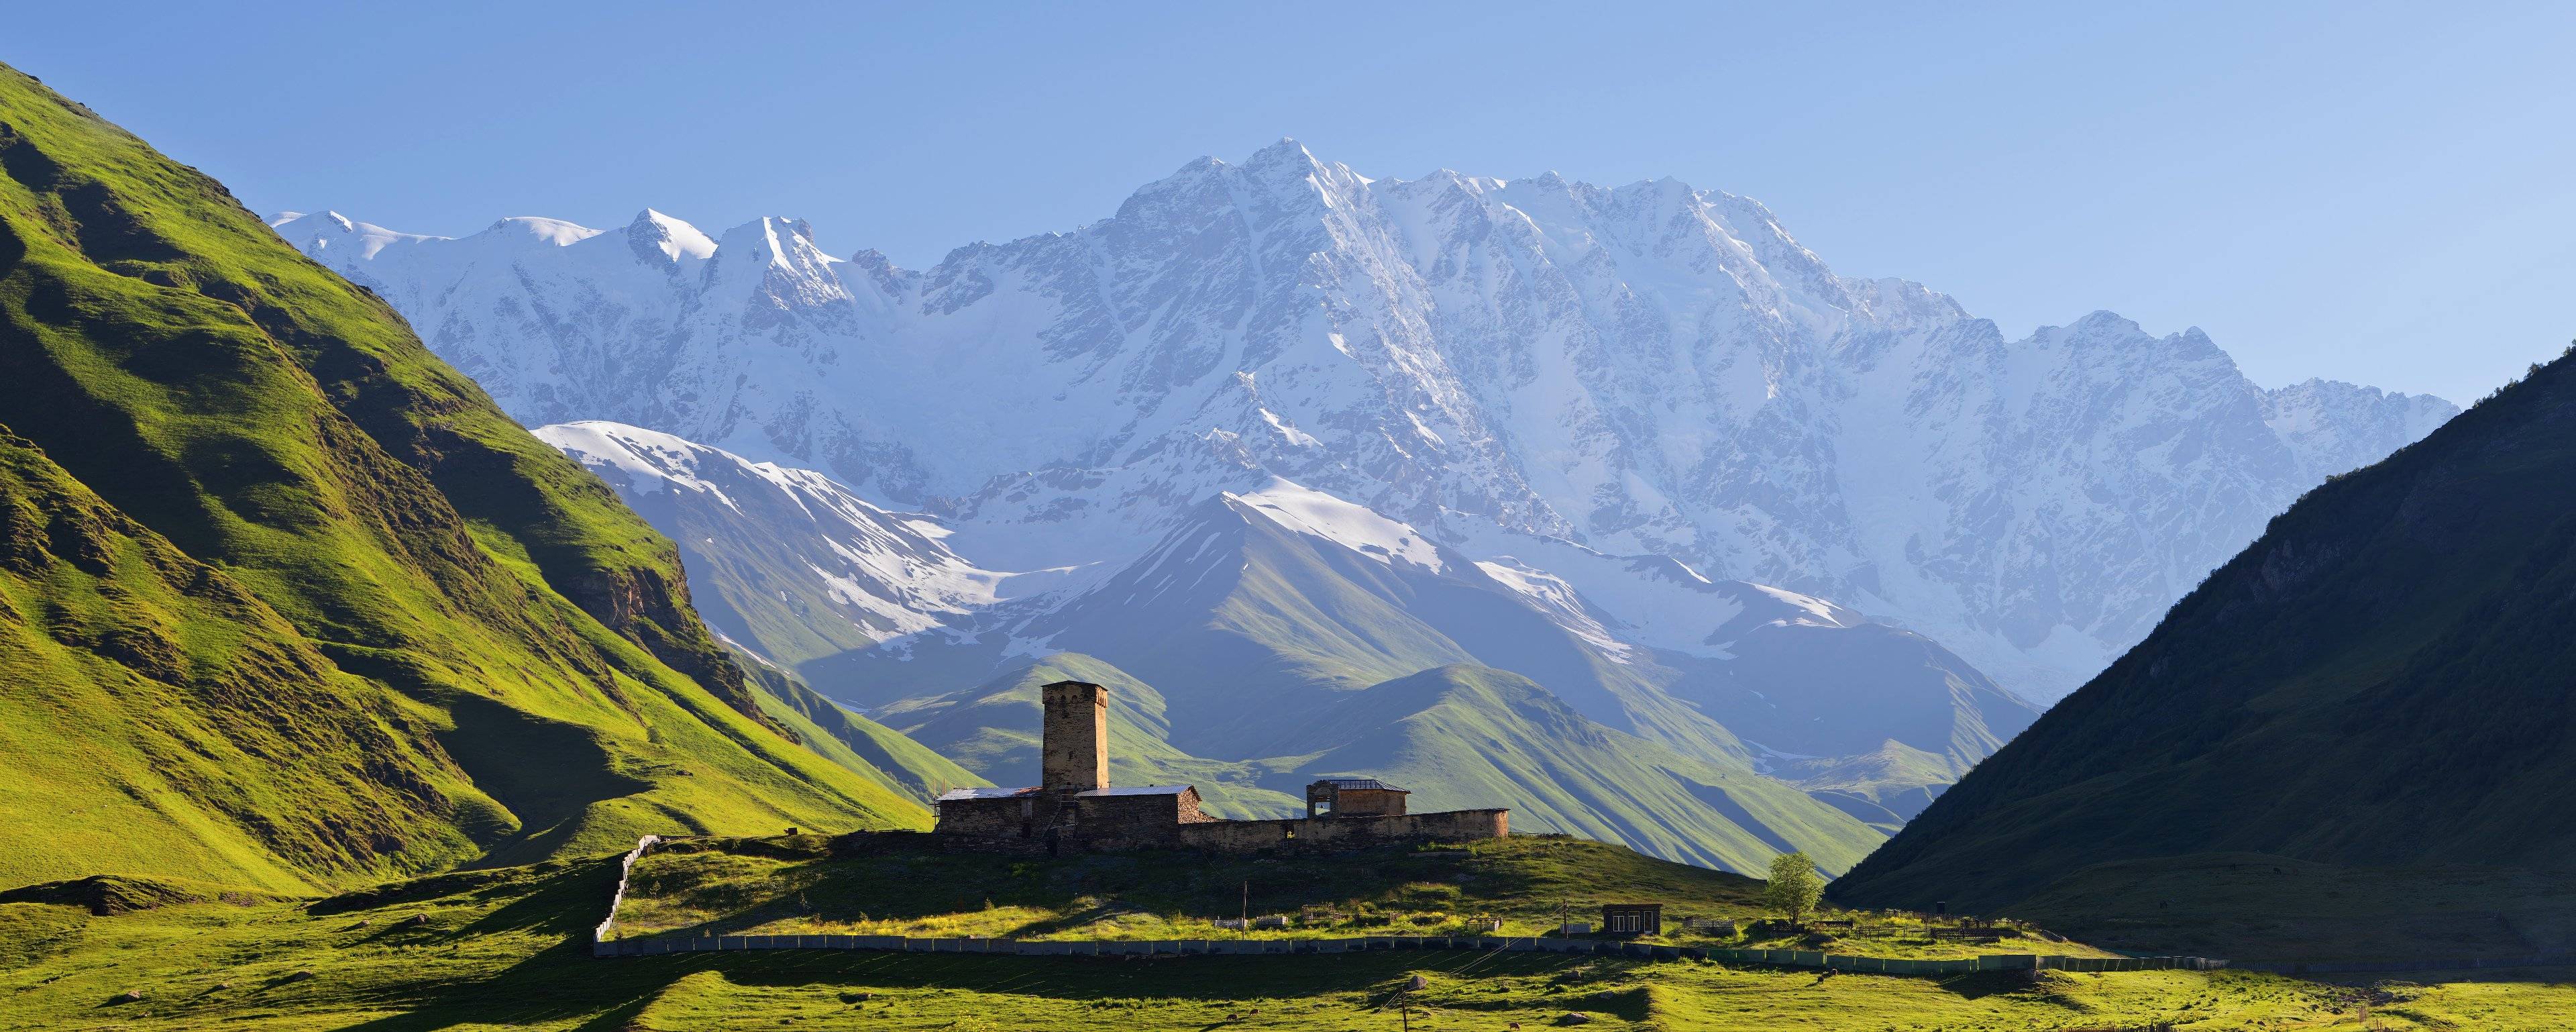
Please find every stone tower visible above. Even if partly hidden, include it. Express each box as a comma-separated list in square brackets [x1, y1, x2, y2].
[1039, 680, 1108, 793]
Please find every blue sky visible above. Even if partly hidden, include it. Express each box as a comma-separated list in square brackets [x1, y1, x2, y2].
[13, 1, 2573, 402]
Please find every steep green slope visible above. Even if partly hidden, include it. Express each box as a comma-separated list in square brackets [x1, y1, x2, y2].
[826, 495, 1753, 766]
[1294, 666, 1881, 874]
[0, 64, 925, 890]
[0, 431, 478, 890]
[728, 647, 987, 806]
[1834, 344, 2576, 950]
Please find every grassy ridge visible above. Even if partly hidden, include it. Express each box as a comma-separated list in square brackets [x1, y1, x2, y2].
[0, 430, 477, 890]
[847, 492, 1890, 872]
[1, 844, 2565, 1030]
[733, 647, 989, 805]
[1294, 666, 1883, 874]
[0, 62, 927, 890]
[1833, 344, 2576, 953]
[885, 657, 1885, 871]
[611, 833, 2102, 961]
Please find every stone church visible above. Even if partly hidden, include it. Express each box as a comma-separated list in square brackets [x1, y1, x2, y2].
[933, 680, 1507, 854]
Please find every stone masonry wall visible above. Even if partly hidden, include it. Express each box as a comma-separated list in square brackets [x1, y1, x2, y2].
[1039, 681, 1108, 792]
[1071, 793, 1182, 847]
[1169, 809, 1507, 852]
[935, 796, 1029, 839]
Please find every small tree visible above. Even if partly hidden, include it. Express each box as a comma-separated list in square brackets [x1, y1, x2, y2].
[1764, 852, 1825, 927]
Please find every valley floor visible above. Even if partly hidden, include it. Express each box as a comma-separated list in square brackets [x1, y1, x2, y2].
[5, 840, 2575, 1030]
[610, 834, 2111, 962]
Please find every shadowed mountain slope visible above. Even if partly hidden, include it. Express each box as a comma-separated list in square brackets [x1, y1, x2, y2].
[1834, 343, 2576, 947]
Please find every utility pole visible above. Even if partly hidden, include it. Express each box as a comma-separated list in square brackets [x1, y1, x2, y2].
[1241, 879, 1248, 937]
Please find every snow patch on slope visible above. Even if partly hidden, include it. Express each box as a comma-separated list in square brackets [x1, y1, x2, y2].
[1226, 478, 1445, 572]
[536, 421, 1015, 640]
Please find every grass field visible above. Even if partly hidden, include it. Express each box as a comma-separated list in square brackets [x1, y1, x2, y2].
[5, 845, 2575, 1031]
[609, 834, 2112, 961]
[1998, 853, 2576, 964]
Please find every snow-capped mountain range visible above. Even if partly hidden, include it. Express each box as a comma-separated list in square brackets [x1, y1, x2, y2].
[272, 140, 2454, 701]
[537, 419, 2028, 870]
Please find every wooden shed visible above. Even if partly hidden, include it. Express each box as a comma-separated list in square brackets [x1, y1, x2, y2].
[1305, 776, 1409, 817]
[1600, 903, 1662, 936]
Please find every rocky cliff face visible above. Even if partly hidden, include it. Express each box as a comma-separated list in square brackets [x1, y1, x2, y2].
[272, 141, 2453, 700]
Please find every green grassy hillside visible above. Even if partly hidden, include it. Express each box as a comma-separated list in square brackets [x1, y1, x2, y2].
[731, 647, 988, 805]
[0, 430, 478, 891]
[1834, 343, 2576, 956]
[837, 495, 1891, 872]
[1293, 666, 1882, 874]
[2, 840, 2565, 1030]
[0, 62, 926, 890]
[883, 656, 1885, 872]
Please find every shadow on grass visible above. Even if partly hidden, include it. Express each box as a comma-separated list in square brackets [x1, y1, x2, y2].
[1932, 970, 2033, 999]
[341, 944, 1609, 1029]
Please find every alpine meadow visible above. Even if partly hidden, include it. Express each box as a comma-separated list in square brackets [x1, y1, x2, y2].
[11, 6, 2576, 1029]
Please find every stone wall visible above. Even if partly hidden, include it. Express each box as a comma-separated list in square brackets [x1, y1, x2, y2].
[1039, 681, 1108, 792]
[935, 796, 1030, 839]
[935, 801, 1505, 855]
[1170, 809, 1507, 852]
[1071, 793, 1185, 847]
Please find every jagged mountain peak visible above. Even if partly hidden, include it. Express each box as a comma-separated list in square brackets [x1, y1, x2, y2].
[267, 208, 427, 259]
[470, 215, 602, 248]
[1245, 135, 1322, 166]
[624, 207, 718, 265]
[279, 150, 2457, 701]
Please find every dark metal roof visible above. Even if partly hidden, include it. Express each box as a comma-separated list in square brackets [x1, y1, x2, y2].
[1075, 785, 1195, 798]
[1309, 776, 1406, 792]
